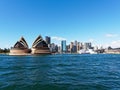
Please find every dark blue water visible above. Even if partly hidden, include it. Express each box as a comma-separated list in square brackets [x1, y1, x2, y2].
[0, 54, 120, 90]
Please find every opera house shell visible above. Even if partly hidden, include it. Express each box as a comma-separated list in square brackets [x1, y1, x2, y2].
[31, 35, 51, 55]
[10, 37, 30, 55]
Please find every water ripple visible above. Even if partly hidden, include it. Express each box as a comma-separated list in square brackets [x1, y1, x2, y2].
[0, 54, 120, 90]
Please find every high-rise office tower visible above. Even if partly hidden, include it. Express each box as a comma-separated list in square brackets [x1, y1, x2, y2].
[77, 42, 80, 52]
[45, 36, 51, 44]
[70, 42, 74, 53]
[74, 40, 77, 52]
[74, 40, 77, 46]
[61, 40, 66, 53]
[84, 42, 92, 50]
[50, 43, 55, 52]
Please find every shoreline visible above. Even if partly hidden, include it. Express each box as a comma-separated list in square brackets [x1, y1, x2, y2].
[1, 53, 120, 56]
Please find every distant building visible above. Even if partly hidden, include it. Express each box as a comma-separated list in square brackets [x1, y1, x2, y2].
[105, 48, 120, 54]
[83, 42, 92, 50]
[58, 46, 61, 53]
[77, 42, 83, 51]
[66, 45, 70, 53]
[50, 43, 56, 53]
[45, 36, 51, 44]
[55, 45, 58, 52]
[50, 43, 59, 53]
[73, 40, 77, 53]
[61, 40, 66, 53]
[74, 40, 77, 46]
[69, 41, 79, 53]
[77, 42, 80, 52]
[72, 46, 77, 53]
[70, 42, 74, 53]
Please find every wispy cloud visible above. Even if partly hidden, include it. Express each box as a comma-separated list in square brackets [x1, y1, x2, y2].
[51, 36, 66, 41]
[105, 34, 118, 38]
[104, 40, 120, 48]
[88, 38, 94, 42]
[111, 40, 120, 48]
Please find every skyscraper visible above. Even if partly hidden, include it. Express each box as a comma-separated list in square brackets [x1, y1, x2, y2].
[83, 42, 92, 50]
[61, 40, 66, 53]
[74, 40, 77, 46]
[70, 42, 74, 53]
[50, 43, 55, 52]
[45, 36, 51, 44]
[73, 40, 77, 52]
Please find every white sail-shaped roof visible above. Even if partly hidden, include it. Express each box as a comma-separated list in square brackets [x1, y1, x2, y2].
[14, 37, 29, 48]
[32, 35, 48, 48]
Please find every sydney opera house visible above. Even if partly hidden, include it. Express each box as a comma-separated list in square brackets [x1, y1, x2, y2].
[31, 35, 51, 55]
[10, 37, 30, 55]
[10, 35, 51, 55]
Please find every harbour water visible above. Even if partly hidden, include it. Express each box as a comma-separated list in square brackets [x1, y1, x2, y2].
[0, 54, 120, 90]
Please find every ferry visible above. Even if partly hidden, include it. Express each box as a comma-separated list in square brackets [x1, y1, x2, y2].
[78, 49, 97, 54]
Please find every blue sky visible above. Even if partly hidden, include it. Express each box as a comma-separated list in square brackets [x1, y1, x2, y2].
[0, 0, 120, 48]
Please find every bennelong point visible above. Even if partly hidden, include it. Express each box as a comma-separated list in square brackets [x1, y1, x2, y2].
[9, 48, 31, 55]
[9, 35, 51, 55]
[31, 47, 51, 55]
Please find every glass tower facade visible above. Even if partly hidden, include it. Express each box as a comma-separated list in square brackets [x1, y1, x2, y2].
[61, 40, 66, 53]
[45, 36, 51, 44]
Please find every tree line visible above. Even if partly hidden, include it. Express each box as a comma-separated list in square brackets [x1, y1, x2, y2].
[0, 48, 10, 53]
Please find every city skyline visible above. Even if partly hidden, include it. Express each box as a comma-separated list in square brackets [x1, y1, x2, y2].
[0, 0, 120, 48]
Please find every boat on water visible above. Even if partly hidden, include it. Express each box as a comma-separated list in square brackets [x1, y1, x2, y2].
[78, 49, 97, 54]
